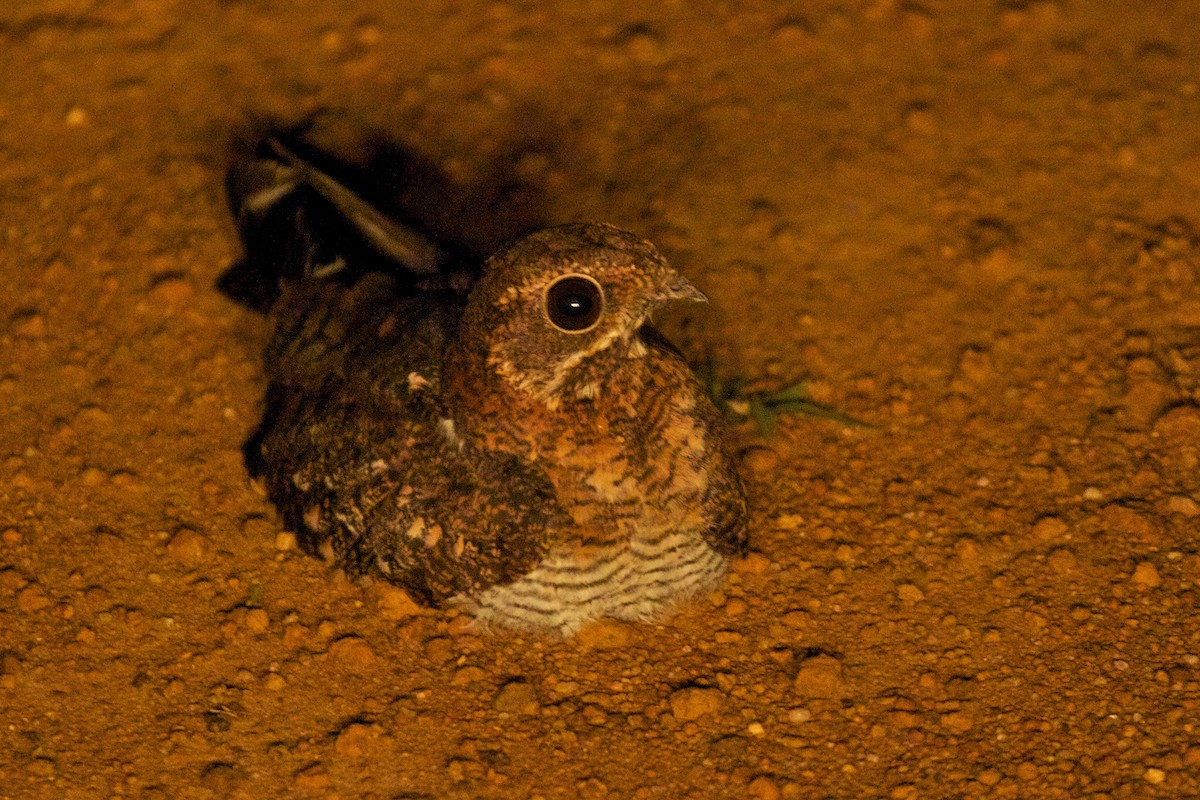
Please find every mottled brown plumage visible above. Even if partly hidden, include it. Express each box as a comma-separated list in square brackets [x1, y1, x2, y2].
[231, 140, 747, 633]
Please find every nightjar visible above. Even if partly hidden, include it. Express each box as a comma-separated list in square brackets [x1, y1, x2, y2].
[228, 139, 748, 634]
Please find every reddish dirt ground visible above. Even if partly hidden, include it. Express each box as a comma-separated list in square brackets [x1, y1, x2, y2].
[2, 1, 1199, 798]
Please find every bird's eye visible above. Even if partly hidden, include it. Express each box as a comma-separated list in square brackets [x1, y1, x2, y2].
[544, 274, 603, 333]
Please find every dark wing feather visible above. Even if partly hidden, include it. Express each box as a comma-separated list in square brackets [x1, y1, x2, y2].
[236, 140, 565, 602]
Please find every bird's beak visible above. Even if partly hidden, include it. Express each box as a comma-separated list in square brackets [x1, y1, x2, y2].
[659, 275, 708, 304]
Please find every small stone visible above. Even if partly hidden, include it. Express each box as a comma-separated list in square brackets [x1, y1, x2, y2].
[334, 723, 378, 758]
[293, 764, 329, 789]
[27, 757, 56, 777]
[239, 516, 275, 539]
[79, 467, 108, 486]
[725, 597, 748, 616]
[263, 673, 286, 691]
[956, 347, 994, 384]
[941, 710, 974, 733]
[1131, 562, 1162, 588]
[149, 276, 194, 305]
[328, 636, 377, 671]
[423, 636, 453, 664]
[669, 686, 723, 721]
[451, 666, 488, 686]
[64, 106, 89, 126]
[274, 531, 297, 551]
[747, 775, 780, 800]
[780, 610, 810, 629]
[576, 619, 632, 649]
[11, 312, 46, 339]
[1015, 761, 1038, 781]
[165, 527, 210, 563]
[793, 654, 849, 699]
[897, 583, 925, 602]
[493, 680, 539, 714]
[1154, 404, 1200, 437]
[787, 707, 812, 724]
[732, 552, 771, 574]
[16, 583, 51, 613]
[1167, 495, 1199, 517]
[243, 608, 270, 633]
[1032, 516, 1068, 540]
[1047, 548, 1077, 574]
[977, 768, 1002, 786]
[1, 528, 21, 544]
[741, 447, 779, 473]
[1103, 505, 1159, 542]
[623, 28, 665, 65]
[1144, 767, 1166, 784]
[374, 583, 423, 620]
[773, 514, 805, 530]
[200, 762, 244, 795]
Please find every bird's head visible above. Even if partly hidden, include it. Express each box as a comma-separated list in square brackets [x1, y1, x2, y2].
[459, 223, 705, 408]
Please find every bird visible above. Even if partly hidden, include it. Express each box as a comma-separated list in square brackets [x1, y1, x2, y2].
[227, 138, 748, 634]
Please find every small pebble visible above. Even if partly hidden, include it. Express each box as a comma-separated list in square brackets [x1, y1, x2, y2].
[787, 707, 812, 724]
[1144, 767, 1166, 784]
[493, 680, 539, 714]
[165, 528, 210, 563]
[1131, 562, 1161, 588]
[374, 583, 422, 620]
[16, 583, 51, 613]
[243, 608, 269, 634]
[64, 106, 89, 126]
[334, 723, 378, 758]
[328, 636, 377, 671]
[732, 553, 771, 575]
[741, 447, 779, 472]
[793, 654, 849, 699]
[747, 775, 780, 800]
[668, 686, 723, 721]
[1047, 548, 1077, 574]
[200, 762, 244, 795]
[1032, 516, 1068, 540]
[451, 666, 487, 686]
[148, 276, 194, 305]
[423, 636, 453, 664]
[1167, 495, 1199, 517]
[576, 619, 632, 649]
[11, 312, 46, 339]
[293, 764, 329, 789]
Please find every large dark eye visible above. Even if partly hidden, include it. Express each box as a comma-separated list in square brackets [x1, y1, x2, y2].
[545, 274, 603, 333]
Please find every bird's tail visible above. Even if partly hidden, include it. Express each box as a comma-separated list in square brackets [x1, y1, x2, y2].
[222, 138, 445, 309]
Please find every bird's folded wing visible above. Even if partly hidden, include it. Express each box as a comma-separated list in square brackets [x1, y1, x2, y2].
[343, 443, 572, 603]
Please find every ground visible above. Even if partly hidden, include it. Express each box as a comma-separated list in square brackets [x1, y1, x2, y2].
[1, 1, 1199, 798]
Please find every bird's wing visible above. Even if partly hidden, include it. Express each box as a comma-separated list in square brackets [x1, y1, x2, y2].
[271, 401, 568, 602]
[352, 444, 572, 602]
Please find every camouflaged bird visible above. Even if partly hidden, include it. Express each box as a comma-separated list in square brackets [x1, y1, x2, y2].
[229, 139, 748, 634]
